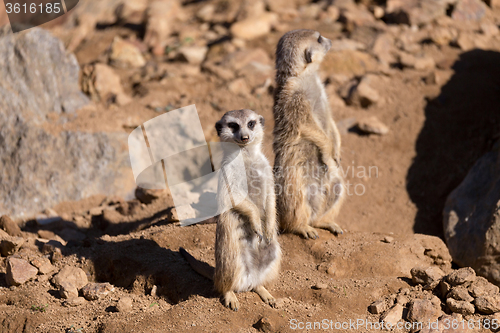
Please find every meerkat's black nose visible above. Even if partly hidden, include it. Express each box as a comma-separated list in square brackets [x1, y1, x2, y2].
[241, 135, 249, 142]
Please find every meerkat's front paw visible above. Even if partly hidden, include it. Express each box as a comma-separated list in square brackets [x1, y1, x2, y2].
[254, 286, 276, 308]
[296, 225, 319, 239]
[223, 291, 239, 311]
[328, 223, 343, 235]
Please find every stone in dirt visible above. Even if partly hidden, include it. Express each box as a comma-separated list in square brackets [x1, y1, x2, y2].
[385, 0, 447, 26]
[254, 317, 274, 333]
[177, 46, 208, 65]
[30, 257, 54, 275]
[110, 36, 146, 68]
[330, 38, 366, 52]
[145, 0, 182, 55]
[114, 0, 148, 25]
[116, 296, 133, 312]
[407, 299, 442, 324]
[228, 78, 251, 97]
[369, 300, 390, 314]
[0, 233, 24, 257]
[0, 216, 22, 237]
[468, 276, 499, 298]
[81, 282, 115, 300]
[446, 267, 476, 286]
[447, 286, 474, 302]
[440, 280, 451, 296]
[63, 297, 87, 307]
[371, 34, 397, 66]
[443, 150, 500, 286]
[6, 257, 38, 286]
[347, 75, 380, 108]
[446, 298, 475, 315]
[81, 63, 132, 106]
[312, 283, 328, 290]
[60, 281, 79, 299]
[357, 116, 389, 135]
[380, 303, 403, 326]
[52, 266, 88, 290]
[474, 295, 500, 314]
[480, 22, 500, 36]
[451, 0, 488, 21]
[135, 186, 169, 205]
[230, 12, 277, 40]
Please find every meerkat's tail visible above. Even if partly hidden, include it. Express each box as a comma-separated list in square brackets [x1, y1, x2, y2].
[179, 247, 214, 281]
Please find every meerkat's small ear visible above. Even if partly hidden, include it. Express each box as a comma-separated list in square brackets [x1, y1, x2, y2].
[259, 116, 265, 127]
[305, 48, 313, 64]
[215, 121, 223, 136]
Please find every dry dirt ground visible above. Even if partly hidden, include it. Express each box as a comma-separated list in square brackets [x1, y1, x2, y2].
[1, 0, 500, 332]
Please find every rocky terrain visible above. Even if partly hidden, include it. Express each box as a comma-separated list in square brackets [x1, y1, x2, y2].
[1, 0, 500, 332]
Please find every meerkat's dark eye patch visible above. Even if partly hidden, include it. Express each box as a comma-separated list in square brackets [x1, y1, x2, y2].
[228, 122, 240, 132]
[318, 36, 323, 44]
[248, 120, 256, 130]
[215, 122, 223, 135]
[305, 48, 313, 63]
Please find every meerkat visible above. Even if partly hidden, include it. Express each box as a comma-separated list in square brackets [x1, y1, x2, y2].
[180, 109, 281, 311]
[272, 29, 345, 239]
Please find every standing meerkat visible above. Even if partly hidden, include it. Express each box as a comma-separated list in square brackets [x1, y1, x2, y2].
[272, 29, 345, 239]
[180, 109, 281, 311]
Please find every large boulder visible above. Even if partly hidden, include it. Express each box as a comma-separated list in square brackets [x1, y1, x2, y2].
[0, 27, 130, 218]
[443, 146, 500, 285]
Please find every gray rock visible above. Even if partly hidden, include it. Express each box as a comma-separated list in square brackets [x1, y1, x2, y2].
[443, 150, 500, 286]
[446, 267, 476, 286]
[446, 298, 475, 315]
[407, 299, 442, 324]
[6, 257, 38, 286]
[116, 296, 133, 312]
[469, 276, 499, 298]
[0, 28, 131, 218]
[52, 266, 88, 290]
[475, 296, 500, 314]
[81, 282, 114, 300]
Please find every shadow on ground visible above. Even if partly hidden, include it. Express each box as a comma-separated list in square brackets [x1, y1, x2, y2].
[407, 49, 500, 238]
[23, 209, 216, 305]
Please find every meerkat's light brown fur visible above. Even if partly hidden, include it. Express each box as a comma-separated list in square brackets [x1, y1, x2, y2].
[273, 29, 345, 239]
[181, 109, 281, 311]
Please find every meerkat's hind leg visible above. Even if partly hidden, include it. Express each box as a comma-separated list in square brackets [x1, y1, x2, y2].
[222, 291, 240, 311]
[253, 285, 277, 308]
